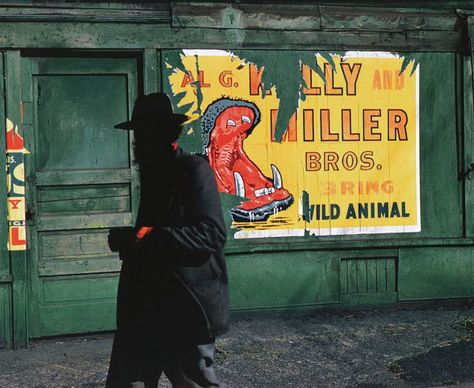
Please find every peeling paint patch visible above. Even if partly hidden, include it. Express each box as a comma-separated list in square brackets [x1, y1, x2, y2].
[6, 118, 29, 251]
[400, 54, 421, 76]
[165, 50, 421, 239]
[164, 50, 203, 153]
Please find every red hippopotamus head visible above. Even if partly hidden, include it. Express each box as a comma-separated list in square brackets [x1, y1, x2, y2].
[201, 98, 293, 222]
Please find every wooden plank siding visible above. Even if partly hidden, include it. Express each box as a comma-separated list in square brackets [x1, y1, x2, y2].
[227, 251, 340, 310]
[0, 52, 13, 349]
[0, 53, 8, 281]
[0, 1, 472, 348]
[20, 55, 139, 340]
[0, 285, 12, 349]
[0, 23, 461, 52]
[35, 169, 131, 186]
[465, 18, 474, 238]
[171, 3, 458, 32]
[0, 4, 170, 24]
[0, 3, 465, 52]
[6, 51, 29, 348]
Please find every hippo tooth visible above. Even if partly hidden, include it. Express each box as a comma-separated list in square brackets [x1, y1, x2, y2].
[234, 171, 245, 198]
[271, 164, 282, 189]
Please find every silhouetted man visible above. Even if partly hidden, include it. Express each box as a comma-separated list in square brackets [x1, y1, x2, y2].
[106, 93, 229, 387]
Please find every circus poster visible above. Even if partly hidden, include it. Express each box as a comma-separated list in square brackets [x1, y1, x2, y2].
[6, 118, 28, 250]
[166, 50, 420, 239]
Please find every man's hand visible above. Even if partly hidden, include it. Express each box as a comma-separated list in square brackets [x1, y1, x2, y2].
[108, 227, 136, 252]
[136, 226, 154, 241]
[108, 226, 155, 262]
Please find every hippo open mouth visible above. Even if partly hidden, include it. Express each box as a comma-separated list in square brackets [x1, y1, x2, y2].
[201, 98, 294, 222]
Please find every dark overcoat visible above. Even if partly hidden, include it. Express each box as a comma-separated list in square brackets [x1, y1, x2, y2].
[116, 148, 229, 340]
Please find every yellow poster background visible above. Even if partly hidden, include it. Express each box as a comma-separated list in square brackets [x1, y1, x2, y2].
[168, 51, 419, 238]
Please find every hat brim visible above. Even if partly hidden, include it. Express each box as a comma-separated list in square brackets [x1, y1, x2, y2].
[114, 114, 190, 130]
[114, 121, 134, 130]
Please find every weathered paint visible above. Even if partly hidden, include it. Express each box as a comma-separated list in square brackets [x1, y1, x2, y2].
[227, 250, 340, 309]
[6, 50, 29, 348]
[0, 23, 461, 51]
[6, 119, 28, 251]
[339, 249, 398, 305]
[464, 50, 474, 238]
[165, 50, 459, 244]
[0, 52, 12, 349]
[0, 1, 473, 349]
[167, 50, 420, 238]
[21, 56, 139, 340]
[233, 50, 317, 142]
[399, 247, 474, 300]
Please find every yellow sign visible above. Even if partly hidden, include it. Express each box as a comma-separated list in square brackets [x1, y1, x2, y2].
[168, 50, 420, 238]
[6, 118, 29, 250]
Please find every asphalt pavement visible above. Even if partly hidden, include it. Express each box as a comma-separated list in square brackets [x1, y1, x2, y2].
[0, 301, 473, 387]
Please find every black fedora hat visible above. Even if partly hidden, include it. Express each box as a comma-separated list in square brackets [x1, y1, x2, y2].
[115, 92, 189, 130]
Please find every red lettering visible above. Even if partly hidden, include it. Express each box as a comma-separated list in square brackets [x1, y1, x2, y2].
[181, 72, 194, 88]
[8, 199, 21, 209]
[11, 227, 26, 246]
[218, 70, 232, 87]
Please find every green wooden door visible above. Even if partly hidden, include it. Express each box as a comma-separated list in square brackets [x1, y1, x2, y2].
[22, 56, 138, 337]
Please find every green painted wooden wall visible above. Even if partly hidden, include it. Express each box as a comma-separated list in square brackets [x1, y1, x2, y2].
[0, 51, 12, 349]
[22, 55, 139, 341]
[0, 1, 474, 348]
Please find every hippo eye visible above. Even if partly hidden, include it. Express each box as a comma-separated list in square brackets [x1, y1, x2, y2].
[226, 119, 236, 127]
[242, 115, 251, 124]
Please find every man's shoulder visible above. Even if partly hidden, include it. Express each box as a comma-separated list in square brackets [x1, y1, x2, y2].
[178, 150, 210, 168]
[177, 150, 213, 176]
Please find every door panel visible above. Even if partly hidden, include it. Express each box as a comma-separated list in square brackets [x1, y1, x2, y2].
[23, 56, 138, 337]
[35, 74, 130, 170]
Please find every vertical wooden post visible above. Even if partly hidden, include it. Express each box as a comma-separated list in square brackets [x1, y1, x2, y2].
[128, 49, 159, 222]
[465, 18, 474, 238]
[456, 52, 466, 236]
[5, 50, 29, 348]
[0, 52, 13, 349]
[144, 48, 159, 94]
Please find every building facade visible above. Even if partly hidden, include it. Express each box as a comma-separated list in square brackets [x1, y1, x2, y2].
[1, 0, 474, 348]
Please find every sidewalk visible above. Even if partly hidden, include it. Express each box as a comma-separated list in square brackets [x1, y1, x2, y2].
[0, 302, 473, 387]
